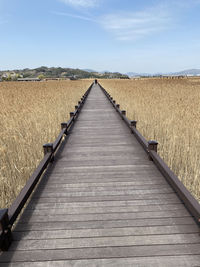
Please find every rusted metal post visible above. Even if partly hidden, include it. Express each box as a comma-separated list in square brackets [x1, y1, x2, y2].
[148, 140, 158, 160]
[0, 209, 12, 251]
[43, 143, 54, 161]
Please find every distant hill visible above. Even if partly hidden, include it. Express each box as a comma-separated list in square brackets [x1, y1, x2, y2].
[171, 69, 200, 76]
[1, 67, 200, 81]
[82, 69, 97, 73]
[126, 72, 151, 77]
[126, 69, 200, 77]
[126, 72, 140, 77]
[0, 66, 129, 80]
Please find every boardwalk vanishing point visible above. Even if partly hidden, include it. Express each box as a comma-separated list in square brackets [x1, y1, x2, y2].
[0, 82, 200, 266]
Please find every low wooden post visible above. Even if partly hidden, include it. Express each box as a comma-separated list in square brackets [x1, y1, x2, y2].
[113, 100, 116, 104]
[121, 110, 126, 118]
[70, 112, 74, 119]
[95, 79, 98, 84]
[130, 120, 137, 133]
[75, 105, 78, 110]
[116, 104, 120, 109]
[43, 143, 54, 161]
[0, 209, 12, 251]
[130, 120, 137, 128]
[148, 140, 158, 160]
[61, 122, 68, 135]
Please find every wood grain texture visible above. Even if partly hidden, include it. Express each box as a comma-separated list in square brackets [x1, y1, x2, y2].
[1, 83, 199, 265]
[1, 255, 200, 266]
[13, 225, 198, 240]
[14, 217, 195, 231]
[9, 233, 200, 251]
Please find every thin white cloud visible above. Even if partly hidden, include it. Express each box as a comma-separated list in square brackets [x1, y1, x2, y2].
[59, 0, 99, 8]
[54, 1, 198, 42]
[100, 6, 172, 41]
[52, 11, 95, 21]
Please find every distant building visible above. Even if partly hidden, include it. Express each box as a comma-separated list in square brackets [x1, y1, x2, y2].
[17, 78, 41, 82]
[69, 75, 78, 80]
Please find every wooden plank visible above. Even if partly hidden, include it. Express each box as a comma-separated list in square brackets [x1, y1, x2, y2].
[53, 160, 154, 168]
[67, 134, 137, 141]
[9, 233, 200, 250]
[38, 178, 168, 186]
[32, 188, 174, 198]
[38, 180, 168, 187]
[70, 129, 130, 135]
[30, 193, 181, 203]
[13, 225, 199, 240]
[43, 171, 163, 178]
[72, 121, 130, 127]
[58, 152, 148, 160]
[22, 204, 185, 216]
[35, 184, 171, 193]
[15, 217, 196, 231]
[2, 255, 200, 266]
[45, 164, 161, 173]
[57, 155, 149, 163]
[19, 210, 190, 223]
[57, 145, 144, 153]
[40, 176, 166, 184]
[56, 150, 147, 159]
[26, 198, 182, 210]
[66, 141, 139, 147]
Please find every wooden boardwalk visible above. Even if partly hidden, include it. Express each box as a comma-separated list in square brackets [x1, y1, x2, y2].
[0, 83, 200, 266]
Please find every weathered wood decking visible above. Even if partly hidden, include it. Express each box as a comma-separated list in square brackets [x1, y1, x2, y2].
[0, 84, 200, 266]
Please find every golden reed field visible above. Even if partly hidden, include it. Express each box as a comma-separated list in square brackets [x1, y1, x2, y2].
[1, 78, 200, 208]
[0, 80, 91, 208]
[100, 78, 200, 202]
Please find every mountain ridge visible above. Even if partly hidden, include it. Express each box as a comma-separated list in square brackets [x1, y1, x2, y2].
[126, 69, 200, 77]
[0, 66, 129, 80]
[1, 67, 200, 79]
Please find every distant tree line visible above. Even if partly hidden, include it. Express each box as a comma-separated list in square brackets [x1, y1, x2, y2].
[0, 66, 129, 81]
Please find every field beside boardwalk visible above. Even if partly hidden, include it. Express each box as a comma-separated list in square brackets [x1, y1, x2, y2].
[100, 78, 200, 202]
[0, 80, 91, 208]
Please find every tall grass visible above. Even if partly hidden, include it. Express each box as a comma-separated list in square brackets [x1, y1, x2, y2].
[0, 80, 91, 208]
[100, 78, 200, 202]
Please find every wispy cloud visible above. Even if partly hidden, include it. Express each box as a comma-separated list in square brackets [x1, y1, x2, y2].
[52, 11, 95, 21]
[59, 0, 100, 8]
[54, 1, 199, 42]
[100, 6, 172, 41]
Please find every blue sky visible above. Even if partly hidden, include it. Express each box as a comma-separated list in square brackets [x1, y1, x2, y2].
[1, 0, 200, 73]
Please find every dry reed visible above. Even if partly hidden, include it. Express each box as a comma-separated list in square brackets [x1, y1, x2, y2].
[0, 80, 91, 208]
[100, 78, 200, 202]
